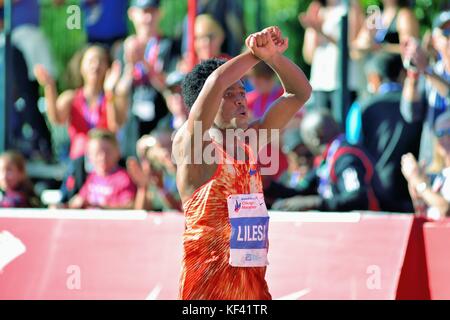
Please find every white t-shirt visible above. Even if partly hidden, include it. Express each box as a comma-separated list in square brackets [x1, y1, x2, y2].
[309, 4, 364, 92]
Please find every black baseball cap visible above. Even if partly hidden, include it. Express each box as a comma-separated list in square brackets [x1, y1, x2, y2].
[433, 11, 450, 30]
[130, 0, 160, 9]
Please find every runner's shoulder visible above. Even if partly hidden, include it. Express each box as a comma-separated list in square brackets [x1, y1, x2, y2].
[172, 122, 199, 162]
[173, 123, 187, 144]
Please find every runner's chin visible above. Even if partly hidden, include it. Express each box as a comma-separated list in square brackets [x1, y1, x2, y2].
[234, 114, 249, 129]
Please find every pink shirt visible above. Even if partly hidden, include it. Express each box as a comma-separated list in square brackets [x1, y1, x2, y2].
[79, 168, 137, 208]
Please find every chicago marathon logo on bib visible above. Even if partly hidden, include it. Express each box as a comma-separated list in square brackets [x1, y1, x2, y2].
[227, 193, 269, 267]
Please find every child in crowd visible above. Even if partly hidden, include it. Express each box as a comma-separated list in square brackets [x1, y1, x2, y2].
[0, 151, 39, 208]
[127, 132, 181, 211]
[34, 45, 129, 160]
[69, 130, 136, 209]
[402, 112, 450, 220]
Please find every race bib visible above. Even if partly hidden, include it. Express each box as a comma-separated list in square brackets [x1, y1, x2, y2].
[227, 193, 269, 267]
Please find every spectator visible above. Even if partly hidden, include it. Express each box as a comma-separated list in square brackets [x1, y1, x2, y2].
[401, 112, 450, 220]
[277, 128, 314, 190]
[34, 45, 128, 160]
[119, 0, 177, 157]
[353, 0, 419, 57]
[127, 133, 181, 211]
[268, 109, 380, 212]
[347, 52, 422, 212]
[246, 61, 284, 120]
[196, 0, 245, 57]
[0, 0, 60, 161]
[69, 130, 137, 209]
[401, 11, 450, 167]
[181, 0, 244, 59]
[179, 14, 230, 72]
[1, 44, 51, 160]
[194, 14, 230, 62]
[0, 150, 39, 208]
[157, 70, 189, 132]
[299, 0, 365, 125]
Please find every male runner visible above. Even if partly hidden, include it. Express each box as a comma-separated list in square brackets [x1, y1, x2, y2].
[172, 26, 312, 300]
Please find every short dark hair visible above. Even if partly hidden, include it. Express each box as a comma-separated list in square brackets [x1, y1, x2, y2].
[365, 53, 404, 83]
[88, 129, 119, 148]
[181, 58, 226, 109]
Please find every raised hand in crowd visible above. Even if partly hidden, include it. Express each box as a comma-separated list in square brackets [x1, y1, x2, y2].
[298, 1, 323, 34]
[123, 35, 167, 92]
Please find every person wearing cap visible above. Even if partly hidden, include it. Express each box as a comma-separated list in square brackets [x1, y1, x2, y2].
[156, 71, 189, 132]
[346, 52, 422, 212]
[401, 111, 450, 220]
[401, 11, 450, 167]
[118, 0, 179, 157]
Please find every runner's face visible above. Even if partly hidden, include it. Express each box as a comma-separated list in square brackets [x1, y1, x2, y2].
[87, 140, 120, 176]
[0, 159, 24, 191]
[215, 81, 249, 130]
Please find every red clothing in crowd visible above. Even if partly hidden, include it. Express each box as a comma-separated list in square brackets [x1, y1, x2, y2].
[68, 89, 109, 159]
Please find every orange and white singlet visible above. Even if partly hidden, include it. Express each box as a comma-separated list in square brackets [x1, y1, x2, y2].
[179, 139, 272, 300]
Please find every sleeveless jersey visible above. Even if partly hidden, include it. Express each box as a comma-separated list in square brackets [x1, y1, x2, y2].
[179, 139, 272, 300]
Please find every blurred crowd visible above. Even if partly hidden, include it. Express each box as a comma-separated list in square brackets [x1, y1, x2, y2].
[1, 0, 450, 221]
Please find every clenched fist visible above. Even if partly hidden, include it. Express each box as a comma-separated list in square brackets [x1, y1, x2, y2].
[245, 26, 289, 62]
